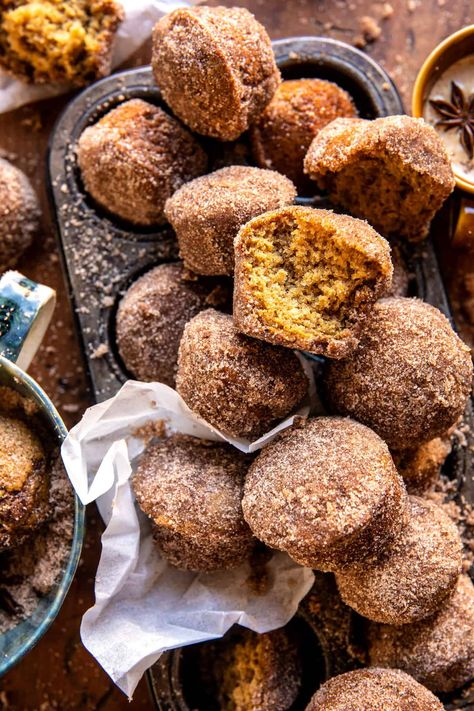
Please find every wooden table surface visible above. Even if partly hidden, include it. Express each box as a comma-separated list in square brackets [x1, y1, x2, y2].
[0, 1, 473, 708]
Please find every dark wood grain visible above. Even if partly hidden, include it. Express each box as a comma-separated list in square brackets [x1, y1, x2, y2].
[0, 1, 472, 708]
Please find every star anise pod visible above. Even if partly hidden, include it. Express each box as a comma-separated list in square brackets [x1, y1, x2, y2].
[429, 80, 474, 159]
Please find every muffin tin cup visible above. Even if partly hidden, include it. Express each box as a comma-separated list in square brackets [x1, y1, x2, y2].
[47, 37, 474, 709]
[148, 608, 331, 711]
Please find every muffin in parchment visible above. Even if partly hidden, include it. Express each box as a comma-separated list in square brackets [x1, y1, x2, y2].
[133, 435, 254, 572]
[176, 309, 309, 439]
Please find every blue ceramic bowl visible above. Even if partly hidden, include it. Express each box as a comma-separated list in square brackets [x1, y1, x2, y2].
[0, 275, 85, 675]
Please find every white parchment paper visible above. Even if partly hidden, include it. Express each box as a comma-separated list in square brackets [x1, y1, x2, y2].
[0, 0, 194, 114]
[61, 370, 317, 697]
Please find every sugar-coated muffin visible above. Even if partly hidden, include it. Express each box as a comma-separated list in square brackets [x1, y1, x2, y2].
[367, 574, 474, 693]
[176, 309, 309, 439]
[304, 115, 455, 241]
[391, 435, 452, 495]
[199, 628, 302, 711]
[164, 166, 296, 276]
[115, 263, 230, 387]
[0, 157, 39, 270]
[251, 78, 357, 191]
[324, 297, 473, 450]
[242, 417, 408, 572]
[132, 435, 254, 572]
[0, 415, 50, 552]
[152, 6, 280, 141]
[0, 0, 123, 85]
[336, 496, 463, 625]
[233, 206, 393, 358]
[305, 668, 444, 710]
[77, 99, 207, 226]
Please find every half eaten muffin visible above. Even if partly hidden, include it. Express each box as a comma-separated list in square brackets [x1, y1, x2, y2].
[233, 206, 392, 358]
[304, 115, 455, 241]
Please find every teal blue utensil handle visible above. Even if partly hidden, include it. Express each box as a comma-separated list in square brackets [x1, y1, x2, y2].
[0, 271, 56, 371]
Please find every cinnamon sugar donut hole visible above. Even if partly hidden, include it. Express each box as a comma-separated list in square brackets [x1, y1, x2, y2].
[0, 157, 39, 270]
[251, 78, 357, 192]
[176, 309, 309, 439]
[336, 496, 463, 625]
[306, 668, 444, 711]
[233, 206, 393, 359]
[133, 435, 254, 572]
[152, 6, 280, 141]
[77, 98, 207, 226]
[164, 166, 296, 276]
[116, 263, 230, 387]
[391, 435, 452, 495]
[367, 574, 474, 693]
[325, 298, 473, 450]
[304, 115, 455, 241]
[242, 417, 408, 572]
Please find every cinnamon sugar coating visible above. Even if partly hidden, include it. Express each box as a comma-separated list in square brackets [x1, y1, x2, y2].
[306, 668, 444, 710]
[77, 98, 207, 226]
[242, 417, 408, 572]
[251, 78, 357, 192]
[336, 496, 463, 624]
[233, 206, 393, 359]
[391, 436, 452, 495]
[132, 435, 254, 572]
[0, 415, 50, 552]
[0, 157, 39, 270]
[325, 298, 472, 450]
[367, 574, 474, 693]
[304, 115, 455, 241]
[164, 166, 296, 276]
[176, 309, 308, 439]
[152, 6, 280, 141]
[116, 263, 230, 387]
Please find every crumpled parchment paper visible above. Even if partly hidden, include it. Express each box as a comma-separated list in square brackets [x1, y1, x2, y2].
[61, 367, 317, 697]
[0, 0, 194, 114]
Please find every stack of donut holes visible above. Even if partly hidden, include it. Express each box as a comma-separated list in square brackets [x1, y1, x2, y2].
[75, 5, 474, 707]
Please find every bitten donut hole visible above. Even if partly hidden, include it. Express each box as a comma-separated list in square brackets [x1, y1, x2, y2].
[327, 157, 434, 238]
[239, 211, 381, 345]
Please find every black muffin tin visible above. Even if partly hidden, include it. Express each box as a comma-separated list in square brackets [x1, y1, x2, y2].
[47, 37, 474, 710]
[47, 36, 407, 403]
